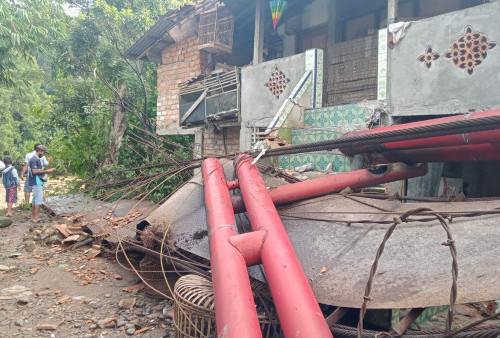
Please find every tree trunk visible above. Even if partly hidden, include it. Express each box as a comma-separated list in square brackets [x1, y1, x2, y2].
[104, 83, 128, 167]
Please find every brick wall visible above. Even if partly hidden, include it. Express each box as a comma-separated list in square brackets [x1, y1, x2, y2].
[156, 35, 241, 156]
[157, 35, 208, 132]
[203, 126, 240, 156]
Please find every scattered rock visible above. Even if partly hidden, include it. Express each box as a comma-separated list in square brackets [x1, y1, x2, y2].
[126, 328, 136, 335]
[36, 324, 58, 331]
[122, 284, 144, 293]
[105, 321, 117, 328]
[119, 297, 137, 309]
[58, 295, 72, 304]
[25, 241, 37, 252]
[117, 320, 128, 328]
[89, 323, 97, 330]
[0, 285, 32, 301]
[73, 321, 83, 328]
[104, 294, 111, 298]
[0, 265, 15, 271]
[14, 319, 24, 327]
[0, 216, 13, 228]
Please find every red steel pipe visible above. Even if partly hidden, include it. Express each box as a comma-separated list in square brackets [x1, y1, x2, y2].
[235, 155, 333, 338]
[341, 109, 500, 155]
[368, 143, 500, 164]
[232, 163, 427, 213]
[202, 159, 262, 338]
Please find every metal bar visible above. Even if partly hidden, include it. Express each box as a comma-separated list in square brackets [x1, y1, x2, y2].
[202, 158, 262, 338]
[232, 163, 428, 213]
[341, 110, 500, 156]
[368, 143, 500, 164]
[325, 307, 350, 326]
[235, 155, 333, 338]
[393, 308, 425, 335]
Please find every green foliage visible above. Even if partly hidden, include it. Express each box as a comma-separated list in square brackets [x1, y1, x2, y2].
[1, 0, 196, 203]
[0, 57, 52, 164]
[0, 0, 67, 86]
[19, 201, 31, 211]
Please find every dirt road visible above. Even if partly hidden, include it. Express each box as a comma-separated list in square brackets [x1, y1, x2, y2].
[0, 209, 174, 338]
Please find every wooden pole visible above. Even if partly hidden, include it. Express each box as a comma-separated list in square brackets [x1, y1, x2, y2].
[388, 0, 399, 24]
[253, 0, 264, 64]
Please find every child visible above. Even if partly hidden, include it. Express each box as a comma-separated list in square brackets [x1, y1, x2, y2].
[2, 157, 21, 217]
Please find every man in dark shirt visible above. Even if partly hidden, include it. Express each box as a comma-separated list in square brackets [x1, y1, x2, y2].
[28, 145, 55, 222]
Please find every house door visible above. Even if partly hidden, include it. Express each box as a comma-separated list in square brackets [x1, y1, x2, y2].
[301, 26, 327, 52]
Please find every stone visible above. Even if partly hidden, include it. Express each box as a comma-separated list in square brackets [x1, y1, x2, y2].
[117, 320, 128, 328]
[295, 163, 313, 173]
[89, 324, 97, 330]
[0, 285, 32, 301]
[0, 217, 13, 228]
[126, 328, 136, 335]
[25, 241, 37, 253]
[17, 297, 29, 305]
[119, 297, 136, 309]
[73, 321, 83, 328]
[125, 323, 135, 329]
[135, 300, 145, 308]
[14, 319, 24, 327]
[105, 321, 116, 328]
[36, 324, 57, 330]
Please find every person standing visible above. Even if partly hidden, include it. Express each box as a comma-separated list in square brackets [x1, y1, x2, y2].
[20, 144, 50, 203]
[2, 157, 21, 217]
[28, 145, 55, 222]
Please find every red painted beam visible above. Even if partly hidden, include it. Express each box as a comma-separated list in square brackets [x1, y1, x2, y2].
[202, 159, 262, 338]
[235, 155, 333, 338]
[368, 143, 500, 164]
[341, 110, 500, 155]
[232, 163, 427, 213]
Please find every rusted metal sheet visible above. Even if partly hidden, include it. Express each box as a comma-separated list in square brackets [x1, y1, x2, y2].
[145, 165, 500, 309]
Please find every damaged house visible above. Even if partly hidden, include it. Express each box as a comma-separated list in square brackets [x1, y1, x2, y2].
[126, 0, 500, 197]
[125, 0, 500, 336]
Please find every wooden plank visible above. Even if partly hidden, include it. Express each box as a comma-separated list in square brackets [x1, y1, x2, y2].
[180, 89, 207, 125]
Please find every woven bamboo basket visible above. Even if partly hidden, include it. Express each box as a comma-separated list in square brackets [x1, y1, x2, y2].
[173, 274, 283, 337]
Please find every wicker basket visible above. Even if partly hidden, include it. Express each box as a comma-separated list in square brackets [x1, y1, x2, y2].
[174, 275, 283, 337]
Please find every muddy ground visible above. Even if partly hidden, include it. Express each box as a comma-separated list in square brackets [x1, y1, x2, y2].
[0, 208, 175, 338]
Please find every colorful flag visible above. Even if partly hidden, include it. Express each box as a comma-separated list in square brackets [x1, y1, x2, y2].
[270, 0, 288, 29]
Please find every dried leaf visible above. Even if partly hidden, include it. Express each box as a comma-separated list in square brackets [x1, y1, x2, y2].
[30, 267, 39, 274]
[114, 274, 123, 280]
[122, 284, 144, 293]
[167, 309, 175, 319]
[134, 326, 151, 335]
[319, 267, 327, 274]
[58, 295, 71, 304]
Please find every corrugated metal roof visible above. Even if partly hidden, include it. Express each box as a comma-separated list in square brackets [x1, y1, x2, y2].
[125, 0, 220, 61]
[124, 4, 195, 60]
[126, 0, 314, 62]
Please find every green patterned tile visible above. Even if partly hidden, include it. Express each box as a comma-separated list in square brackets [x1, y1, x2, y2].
[278, 153, 351, 171]
[305, 105, 367, 128]
[278, 155, 290, 169]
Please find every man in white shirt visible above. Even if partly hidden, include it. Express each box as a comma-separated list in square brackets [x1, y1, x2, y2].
[20, 144, 50, 203]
